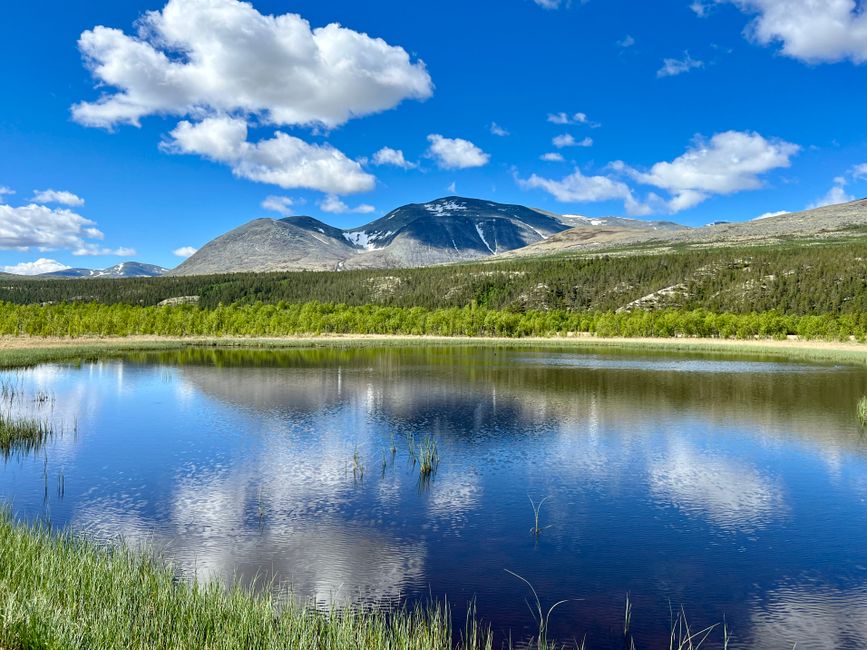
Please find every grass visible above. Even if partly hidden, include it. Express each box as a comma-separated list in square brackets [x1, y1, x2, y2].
[0, 412, 55, 458]
[418, 434, 439, 477]
[3, 335, 867, 372]
[0, 509, 493, 650]
[529, 496, 551, 536]
[858, 396, 867, 427]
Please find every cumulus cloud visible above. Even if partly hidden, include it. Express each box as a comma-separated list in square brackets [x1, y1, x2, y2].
[622, 130, 799, 212]
[852, 163, 867, 180]
[553, 134, 593, 148]
[724, 0, 867, 64]
[72, 0, 433, 129]
[517, 168, 652, 216]
[657, 52, 704, 77]
[0, 202, 132, 255]
[426, 134, 490, 169]
[617, 35, 636, 48]
[261, 195, 296, 216]
[319, 194, 375, 214]
[0, 187, 15, 200]
[2, 258, 72, 276]
[173, 246, 198, 258]
[489, 122, 509, 137]
[164, 116, 376, 193]
[371, 147, 416, 169]
[809, 177, 855, 208]
[31, 189, 85, 206]
[540, 152, 565, 162]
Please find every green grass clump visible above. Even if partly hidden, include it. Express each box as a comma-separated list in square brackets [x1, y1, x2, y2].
[0, 510, 493, 650]
[418, 434, 439, 477]
[858, 396, 867, 427]
[0, 412, 53, 457]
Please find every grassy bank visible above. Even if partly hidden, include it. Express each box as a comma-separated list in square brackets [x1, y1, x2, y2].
[3, 334, 867, 370]
[0, 511, 493, 650]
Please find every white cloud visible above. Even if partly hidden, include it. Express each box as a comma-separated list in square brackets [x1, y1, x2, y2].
[657, 52, 704, 77]
[371, 147, 416, 169]
[0, 187, 15, 200]
[31, 189, 85, 207]
[72, 0, 433, 129]
[617, 35, 636, 48]
[164, 116, 376, 194]
[518, 168, 652, 216]
[261, 195, 296, 216]
[540, 152, 565, 162]
[489, 122, 509, 137]
[753, 209, 790, 220]
[319, 194, 375, 214]
[534, 0, 562, 8]
[447, 181, 457, 194]
[0, 202, 132, 255]
[808, 176, 855, 208]
[852, 163, 867, 180]
[724, 0, 867, 64]
[173, 246, 198, 258]
[2, 258, 72, 276]
[690, 1, 712, 17]
[622, 130, 799, 212]
[552, 134, 593, 148]
[426, 134, 490, 169]
[547, 112, 591, 125]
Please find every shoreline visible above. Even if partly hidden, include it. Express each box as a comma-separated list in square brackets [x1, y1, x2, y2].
[1, 334, 867, 365]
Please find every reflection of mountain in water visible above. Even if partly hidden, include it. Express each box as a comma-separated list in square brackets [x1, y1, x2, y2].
[139, 346, 867, 454]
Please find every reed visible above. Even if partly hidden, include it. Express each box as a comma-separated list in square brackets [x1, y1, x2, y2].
[858, 396, 867, 427]
[0, 412, 54, 458]
[529, 496, 551, 536]
[418, 434, 439, 477]
[0, 509, 494, 650]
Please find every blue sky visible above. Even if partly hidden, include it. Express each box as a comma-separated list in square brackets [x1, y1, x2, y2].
[1, 0, 866, 273]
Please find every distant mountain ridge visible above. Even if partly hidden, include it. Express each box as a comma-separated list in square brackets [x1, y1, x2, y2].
[38, 262, 168, 279]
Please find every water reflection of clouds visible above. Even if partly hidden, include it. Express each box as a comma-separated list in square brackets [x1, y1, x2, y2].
[649, 441, 785, 532]
[749, 584, 867, 649]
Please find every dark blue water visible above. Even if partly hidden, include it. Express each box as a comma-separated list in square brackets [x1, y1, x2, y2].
[2, 346, 867, 649]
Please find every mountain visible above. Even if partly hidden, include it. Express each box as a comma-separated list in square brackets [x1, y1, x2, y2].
[171, 217, 356, 275]
[169, 195, 867, 276]
[171, 197, 569, 275]
[38, 262, 169, 279]
[510, 197, 867, 257]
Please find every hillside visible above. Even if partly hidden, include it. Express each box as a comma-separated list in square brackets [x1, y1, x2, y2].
[171, 197, 569, 275]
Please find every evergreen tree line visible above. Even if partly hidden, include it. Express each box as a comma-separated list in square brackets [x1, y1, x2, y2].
[1, 300, 865, 340]
[1, 240, 866, 315]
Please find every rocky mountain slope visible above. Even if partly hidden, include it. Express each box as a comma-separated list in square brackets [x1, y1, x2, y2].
[38, 262, 168, 279]
[511, 198, 867, 257]
[172, 197, 569, 275]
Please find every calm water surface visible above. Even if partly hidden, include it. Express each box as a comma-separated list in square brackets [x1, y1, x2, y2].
[2, 346, 867, 649]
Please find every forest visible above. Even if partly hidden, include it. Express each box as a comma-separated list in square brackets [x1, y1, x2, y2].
[1, 240, 866, 315]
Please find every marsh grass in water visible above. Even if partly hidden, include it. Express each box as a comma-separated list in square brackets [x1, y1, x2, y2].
[858, 396, 867, 427]
[418, 434, 439, 478]
[0, 412, 55, 458]
[0, 510, 493, 650]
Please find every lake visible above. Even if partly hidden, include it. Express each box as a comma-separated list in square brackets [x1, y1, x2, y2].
[2, 345, 867, 649]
